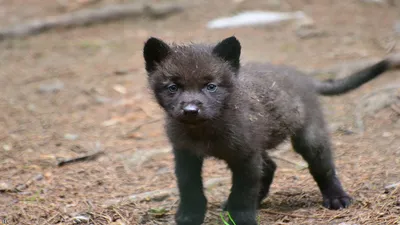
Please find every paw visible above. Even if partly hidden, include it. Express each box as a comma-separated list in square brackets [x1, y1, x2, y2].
[322, 195, 352, 210]
[225, 210, 258, 225]
[175, 203, 206, 225]
[175, 213, 204, 225]
[221, 202, 258, 225]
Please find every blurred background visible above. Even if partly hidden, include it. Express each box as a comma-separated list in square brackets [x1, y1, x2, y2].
[0, 0, 399, 224]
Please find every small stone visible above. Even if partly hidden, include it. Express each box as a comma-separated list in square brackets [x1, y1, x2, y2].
[94, 95, 112, 104]
[113, 84, 127, 94]
[296, 15, 315, 29]
[72, 215, 90, 223]
[15, 184, 27, 192]
[156, 167, 171, 175]
[38, 80, 64, 93]
[382, 132, 392, 137]
[0, 182, 12, 192]
[385, 182, 400, 190]
[33, 174, 44, 181]
[394, 20, 400, 35]
[64, 133, 79, 141]
[2, 144, 11, 151]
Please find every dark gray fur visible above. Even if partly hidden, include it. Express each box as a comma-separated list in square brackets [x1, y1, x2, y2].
[142, 36, 398, 225]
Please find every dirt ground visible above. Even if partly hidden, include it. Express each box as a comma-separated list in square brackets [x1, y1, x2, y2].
[0, 0, 400, 224]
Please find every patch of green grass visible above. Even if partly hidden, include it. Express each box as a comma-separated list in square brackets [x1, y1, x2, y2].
[23, 190, 44, 203]
[220, 212, 236, 225]
[220, 212, 261, 225]
[148, 207, 169, 218]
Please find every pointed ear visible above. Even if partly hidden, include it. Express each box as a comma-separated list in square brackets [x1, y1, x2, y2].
[143, 37, 171, 73]
[212, 36, 241, 71]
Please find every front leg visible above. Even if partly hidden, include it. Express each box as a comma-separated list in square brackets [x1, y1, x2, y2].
[174, 149, 207, 225]
[225, 154, 262, 225]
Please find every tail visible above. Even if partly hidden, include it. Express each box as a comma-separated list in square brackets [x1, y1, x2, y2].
[315, 54, 400, 96]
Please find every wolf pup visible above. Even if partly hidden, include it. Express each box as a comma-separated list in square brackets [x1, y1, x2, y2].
[142, 36, 400, 225]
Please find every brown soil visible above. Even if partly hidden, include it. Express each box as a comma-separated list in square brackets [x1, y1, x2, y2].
[0, 0, 399, 224]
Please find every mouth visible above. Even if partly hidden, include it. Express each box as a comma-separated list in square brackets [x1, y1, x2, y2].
[177, 116, 207, 125]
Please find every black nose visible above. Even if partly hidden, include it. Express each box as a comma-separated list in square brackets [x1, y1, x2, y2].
[183, 104, 199, 116]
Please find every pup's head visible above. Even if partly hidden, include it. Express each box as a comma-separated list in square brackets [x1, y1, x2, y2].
[143, 36, 241, 125]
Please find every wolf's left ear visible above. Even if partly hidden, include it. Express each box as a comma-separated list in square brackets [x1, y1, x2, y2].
[212, 36, 241, 72]
[143, 37, 171, 73]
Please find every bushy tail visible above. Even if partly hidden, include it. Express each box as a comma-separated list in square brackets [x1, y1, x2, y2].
[315, 54, 400, 96]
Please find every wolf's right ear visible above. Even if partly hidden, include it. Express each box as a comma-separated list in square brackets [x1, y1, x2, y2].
[143, 37, 171, 73]
[212, 36, 241, 72]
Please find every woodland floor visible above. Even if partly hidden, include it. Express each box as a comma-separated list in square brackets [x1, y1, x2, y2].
[0, 0, 400, 224]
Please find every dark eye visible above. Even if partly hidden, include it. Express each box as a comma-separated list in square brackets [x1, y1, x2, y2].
[206, 83, 218, 92]
[167, 84, 179, 93]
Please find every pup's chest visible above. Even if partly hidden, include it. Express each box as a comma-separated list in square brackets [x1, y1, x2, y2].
[169, 130, 241, 161]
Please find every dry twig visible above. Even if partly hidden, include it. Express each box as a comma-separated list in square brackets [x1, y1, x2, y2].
[57, 151, 104, 167]
[0, 2, 185, 40]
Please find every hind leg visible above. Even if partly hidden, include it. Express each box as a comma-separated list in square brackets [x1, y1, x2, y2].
[291, 118, 352, 210]
[258, 151, 277, 206]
